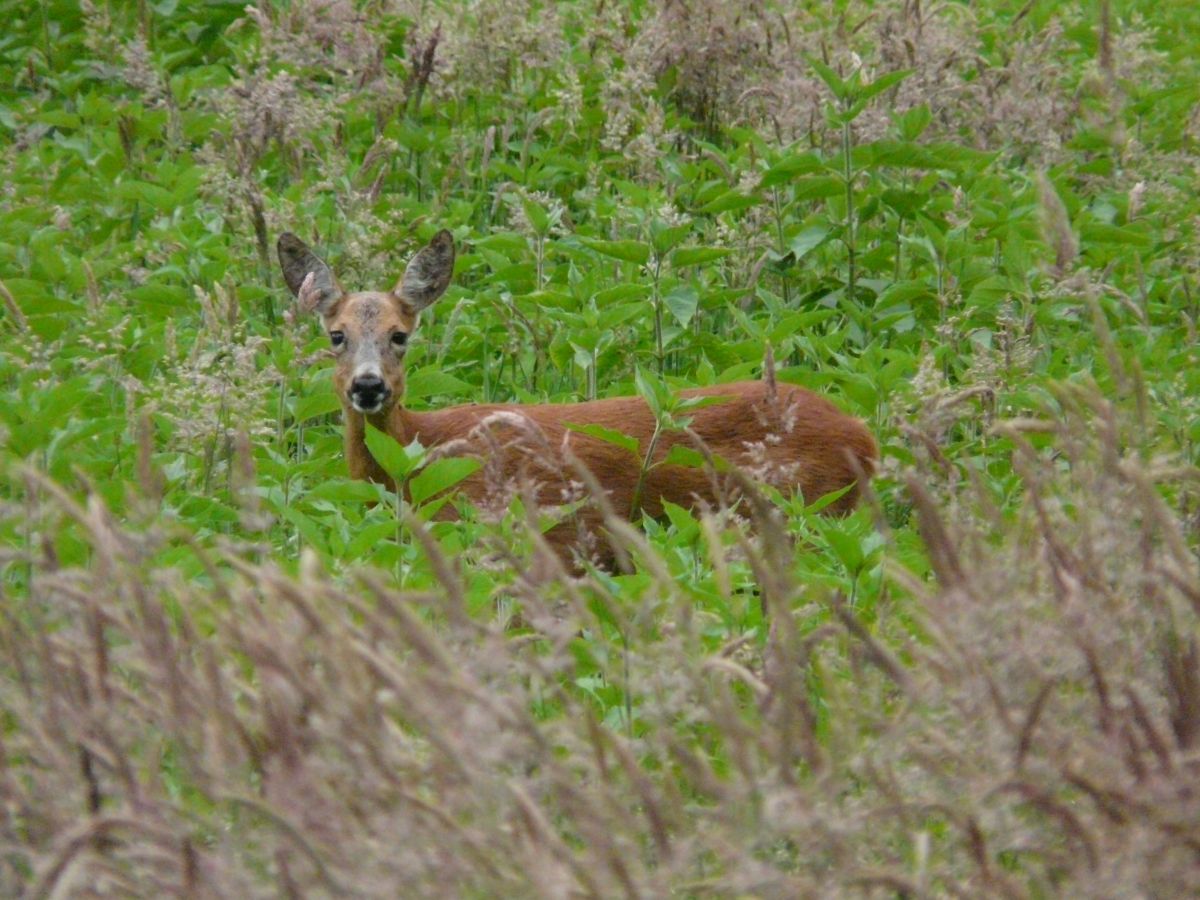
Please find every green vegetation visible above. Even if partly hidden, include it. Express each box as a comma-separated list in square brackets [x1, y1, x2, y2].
[1, 0, 1198, 894]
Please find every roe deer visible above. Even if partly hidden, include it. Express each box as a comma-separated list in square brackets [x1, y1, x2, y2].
[278, 230, 877, 563]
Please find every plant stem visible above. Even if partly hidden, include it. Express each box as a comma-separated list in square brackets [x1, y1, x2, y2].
[772, 188, 791, 305]
[629, 422, 662, 517]
[842, 108, 856, 305]
[652, 256, 664, 374]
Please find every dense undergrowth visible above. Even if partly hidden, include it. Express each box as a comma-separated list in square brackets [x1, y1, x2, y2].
[1, 0, 1198, 895]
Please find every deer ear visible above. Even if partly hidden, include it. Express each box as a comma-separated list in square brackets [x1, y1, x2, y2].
[277, 232, 342, 315]
[394, 230, 455, 314]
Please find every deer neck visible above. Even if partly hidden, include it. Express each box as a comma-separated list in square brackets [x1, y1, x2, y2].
[343, 403, 418, 489]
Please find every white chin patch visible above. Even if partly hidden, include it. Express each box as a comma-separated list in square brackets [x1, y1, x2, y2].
[351, 398, 384, 414]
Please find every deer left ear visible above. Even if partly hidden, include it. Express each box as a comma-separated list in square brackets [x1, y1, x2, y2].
[393, 230, 455, 314]
[278, 233, 342, 315]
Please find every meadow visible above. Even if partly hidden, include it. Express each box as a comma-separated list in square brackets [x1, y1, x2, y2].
[1, 0, 1198, 895]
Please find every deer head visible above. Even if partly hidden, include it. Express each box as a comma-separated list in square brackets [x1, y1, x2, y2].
[277, 231, 455, 415]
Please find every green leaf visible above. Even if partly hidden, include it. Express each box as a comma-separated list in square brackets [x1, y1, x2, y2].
[759, 151, 823, 188]
[305, 480, 389, 503]
[405, 368, 474, 399]
[564, 422, 640, 455]
[127, 284, 189, 314]
[876, 280, 933, 308]
[858, 140, 994, 170]
[791, 176, 844, 200]
[788, 225, 832, 260]
[114, 180, 176, 211]
[345, 521, 404, 560]
[473, 232, 528, 255]
[292, 390, 341, 423]
[661, 500, 699, 535]
[634, 367, 673, 420]
[676, 394, 731, 413]
[895, 104, 932, 141]
[409, 457, 482, 505]
[697, 189, 757, 215]
[670, 246, 731, 267]
[881, 188, 927, 217]
[580, 238, 650, 265]
[594, 282, 648, 304]
[1081, 222, 1153, 247]
[808, 56, 850, 101]
[522, 199, 550, 236]
[664, 284, 698, 328]
[856, 69, 912, 106]
[661, 444, 730, 472]
[836, 373, 878, 412]
[819, 520, 865, 572]
[364, 425, 424, 480]
[650, 221, 691, 256]
[278, 506, 329, 553]
[966, 275, 1011, 307]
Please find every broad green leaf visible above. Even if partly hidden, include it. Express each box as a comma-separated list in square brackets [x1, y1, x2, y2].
[635, 367, 673, 420]
[836, 373, 878, 412]
[895, 104, 932, 141]
[127, 284, 189, 314]
[858, 140, 993, 170]
[856, 69, 912, 106]
[808, 56, 850, 101]
[789, 225, 832, 260]
[114, 180, 176, 211]
[697, 190, 757, 215]
[818, 519, 865, 572]
[580, 238, 650, 265]
[564, 422, 640, 455]
[664, 284, 699, 328]
[409, 457, 482, 505]
[292, 391, 341, 423]
[37, 110, 81, 129]
[759, 151, 823, 188]
[1081, 222, 1153, 247]
[473, 232, 528, 255]
[405, 368, 474, 399]
[599, 303, 645, 329]
[594, 282, 648, 304]
[966, 275, 1011, 306]
[650, 222, 691, 256]
[877, 280, 932, 303]
[522, 199, 550, 235]
[676, 394, 731, 413]
[661, 500, 699, 535]
[791, 176, 844, 201]
[305, 480, 389, 504]
[661, 443, 731, 472]
[345, 521, 404, 560]
[670, 246, 731, 267]
[364, 425, 424, 480]
[278, 506, 329, 553]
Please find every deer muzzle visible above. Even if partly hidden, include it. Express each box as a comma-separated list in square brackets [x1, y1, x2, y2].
[349, 374, 391, 414]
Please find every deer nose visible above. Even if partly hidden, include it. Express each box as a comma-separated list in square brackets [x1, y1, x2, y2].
[350, 374, 390, 411]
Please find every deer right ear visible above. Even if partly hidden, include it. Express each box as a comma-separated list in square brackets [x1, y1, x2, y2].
[277, 232, 342, 315]
[394, 229, 455, 314]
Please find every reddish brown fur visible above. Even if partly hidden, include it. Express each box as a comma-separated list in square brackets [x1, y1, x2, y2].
[277, 231, 878, 564]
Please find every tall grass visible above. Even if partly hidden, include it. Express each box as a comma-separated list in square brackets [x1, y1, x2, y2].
[3, 386, 1197, 895]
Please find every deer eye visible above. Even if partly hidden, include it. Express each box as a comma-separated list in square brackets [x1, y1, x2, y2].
[391, 331, 408, 348]
[329, 330, 345, 348]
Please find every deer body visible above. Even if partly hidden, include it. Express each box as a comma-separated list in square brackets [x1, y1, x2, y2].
[278, 230, 877, 562]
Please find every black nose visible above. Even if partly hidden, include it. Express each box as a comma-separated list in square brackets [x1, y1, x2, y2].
[350, 375, 389, 406]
